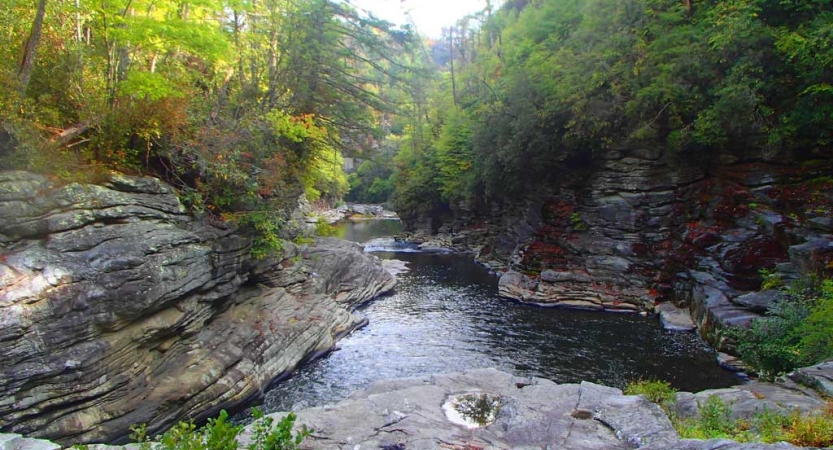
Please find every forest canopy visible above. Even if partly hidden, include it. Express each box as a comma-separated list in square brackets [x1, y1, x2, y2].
[388, 0, 833, 221]
[0, 0, 419, 252]
[2, 0, 832, 247]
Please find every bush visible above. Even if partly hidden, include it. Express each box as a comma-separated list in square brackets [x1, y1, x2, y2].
[247, 409, 310, 450]
[730, 278, 833, 380]
[128, 409, 310, 450]
[624, 379, 677, 409]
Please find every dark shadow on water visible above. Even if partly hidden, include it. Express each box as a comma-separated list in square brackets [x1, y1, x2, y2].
[250, 220, 740, 416]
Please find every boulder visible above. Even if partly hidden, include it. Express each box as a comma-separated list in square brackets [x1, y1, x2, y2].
[790, 360, 833, 397]
[656, 303, 696, 332]
[497, 270, 538, 301]
[733, 290, 781, 313]
[674, 380, 825, 422]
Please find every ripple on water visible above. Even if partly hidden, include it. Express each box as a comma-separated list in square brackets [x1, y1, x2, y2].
[250, 220, 740, 417]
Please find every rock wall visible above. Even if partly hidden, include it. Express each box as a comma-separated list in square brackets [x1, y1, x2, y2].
[0, 171, 396, 444]
[405, 148, 833, 348]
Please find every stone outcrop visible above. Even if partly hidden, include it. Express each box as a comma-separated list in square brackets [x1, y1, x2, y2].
[6, 367, 831, 449]
[403, 148, 833, 349]
[258, 368, 824, 450]
[0, 171, 396, 445]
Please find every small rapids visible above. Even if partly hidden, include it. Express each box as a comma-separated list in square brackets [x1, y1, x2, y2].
[362, 237, 422, 253]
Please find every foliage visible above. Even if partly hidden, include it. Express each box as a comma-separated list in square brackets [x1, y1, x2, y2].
[0, 0, 418, 253]
[675, 398, 833, 447]
[625, 378, 833, 446]
[224, 210, 287, 259]
[248, 409, 310, 450]
[389, 0, 833, 220]
[730, 278, 833, 379]
[127, 409, 309, 450]
[624, 379, 677, 409]
[759, 268, 783, 291]
[570, 212, 588, 231]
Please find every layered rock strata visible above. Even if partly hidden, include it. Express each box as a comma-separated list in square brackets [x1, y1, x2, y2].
[405, 148, 833, 347]
[0, 171, 395, 444]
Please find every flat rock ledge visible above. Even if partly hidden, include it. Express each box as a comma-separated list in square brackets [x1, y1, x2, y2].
[254, 369, 808, 450]
[4, 369, 812, 450]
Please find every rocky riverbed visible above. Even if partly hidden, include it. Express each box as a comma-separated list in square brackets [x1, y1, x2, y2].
[0, 171, 396, 444]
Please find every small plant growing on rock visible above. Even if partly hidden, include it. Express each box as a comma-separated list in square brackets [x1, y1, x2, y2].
[758, 268, 783, 290]
[570, 212, 588, 231]
[624, 379, 677, 410]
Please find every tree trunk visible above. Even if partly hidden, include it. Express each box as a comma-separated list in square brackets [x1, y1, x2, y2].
[448, 27, 458, 106]
[19, 0, 48, 96]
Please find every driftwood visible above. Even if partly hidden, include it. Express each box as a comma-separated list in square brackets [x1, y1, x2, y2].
[48, 122, 91, 149]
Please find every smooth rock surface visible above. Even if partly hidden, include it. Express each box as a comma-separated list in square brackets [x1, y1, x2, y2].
[3, 368, 827, 450]
[657, 303, 696, 331]
[243, 368, 679, 450]
[790, 360, 833, 397]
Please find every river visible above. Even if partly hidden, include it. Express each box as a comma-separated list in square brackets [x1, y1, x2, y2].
[257, 218, 739, 414]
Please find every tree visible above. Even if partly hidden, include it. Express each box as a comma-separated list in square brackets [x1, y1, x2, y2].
[18, 0, 47, 95]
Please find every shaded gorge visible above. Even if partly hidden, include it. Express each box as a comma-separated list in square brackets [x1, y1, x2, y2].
[256, 219, 739, 414]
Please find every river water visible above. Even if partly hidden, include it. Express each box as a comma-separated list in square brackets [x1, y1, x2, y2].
[258, 219, 739, 414]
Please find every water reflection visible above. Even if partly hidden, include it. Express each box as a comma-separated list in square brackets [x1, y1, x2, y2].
[257, 220, 739, 414]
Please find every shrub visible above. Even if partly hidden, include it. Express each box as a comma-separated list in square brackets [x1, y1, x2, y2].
[624, 379, 677, 409]
[786, 411, 833, 447]
[731, 278, 833, 380]
[758, 268, 783, 290]
[247, 409, 310, 450]
[128, 409, 309, 450]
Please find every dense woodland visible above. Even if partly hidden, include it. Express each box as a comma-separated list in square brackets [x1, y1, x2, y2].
[0, 0, 421, 254]
[3, 0, 832, 234]
[388, 0, 833, 222]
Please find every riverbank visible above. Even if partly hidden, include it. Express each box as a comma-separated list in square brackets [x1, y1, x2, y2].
[0, 172, 396, 444]
[5, 364, 832, 449]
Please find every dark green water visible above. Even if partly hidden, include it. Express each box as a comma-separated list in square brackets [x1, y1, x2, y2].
[258, 219, 739, 413]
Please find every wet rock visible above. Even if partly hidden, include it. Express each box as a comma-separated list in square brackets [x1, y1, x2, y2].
[497, 270, 538, 301]
[656, 303, 696, 331]
[716, 352, 748, 372]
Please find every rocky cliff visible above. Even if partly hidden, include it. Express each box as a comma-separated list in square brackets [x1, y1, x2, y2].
[403, 148, 833, 348]
[0, 171, 396, 444]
